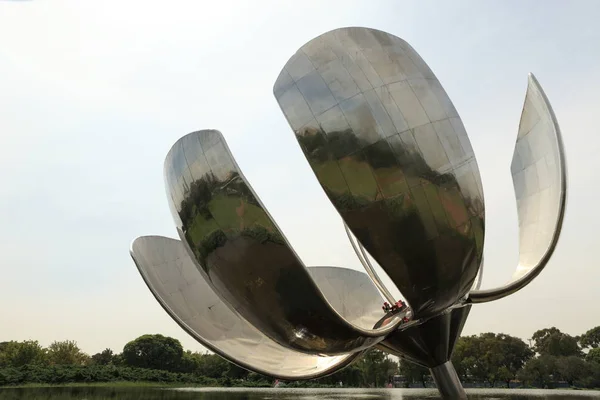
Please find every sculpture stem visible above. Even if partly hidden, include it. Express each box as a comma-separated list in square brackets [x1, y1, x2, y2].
[430, 361, 467, 399]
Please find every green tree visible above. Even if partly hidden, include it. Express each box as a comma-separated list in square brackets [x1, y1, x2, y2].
[452, 333, 533, 387]
[517, 354, 557, 388]
[555, 356, 590, 387]
[0, 340, 47, 367]
[177, 350, 201, 374]
[355, 349, 396, 387]
[195, 353, 230, 379]
[531, 327, 582, 357]
[580, 361, 600, 388]
[496, 366, 514, 387]
[47, 340, 88, 365]
[122, 334, 183, 371]
[586, 348, 600, 364]
[398, 359, 429, 387]
[580, 326, 600, 349]
[494, 333, 534, 387]
[225, 362, 249, 379]
[328, 363, 362, 387]
[90, 348, 115, 365]
[452, 335, 478, 382]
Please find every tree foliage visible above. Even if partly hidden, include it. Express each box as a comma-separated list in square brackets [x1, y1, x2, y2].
[398, 359, 429, 387]
[531, 327, 582, 357]
[90, 349, 116, 366]
[586, 348, 600, 365]
[555, 356, 590, 386]
[517, 354, 557, 388]
[452, 333, 533, 387]
[0, 341, 47, 368]
[122, 334, 183, 372]
[354, 349, 397, 387]
[580, 326, 600, 349]
[2, 327, 600, 388]
[47, 340, 88, 366]
[518, 354, 597, 388]
[0, 364, 218, 386]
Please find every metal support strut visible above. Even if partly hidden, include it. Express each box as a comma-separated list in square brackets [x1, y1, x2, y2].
[430, 361, 467, 399]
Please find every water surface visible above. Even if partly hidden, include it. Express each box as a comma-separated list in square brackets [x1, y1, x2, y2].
[0, 387, 598, 400]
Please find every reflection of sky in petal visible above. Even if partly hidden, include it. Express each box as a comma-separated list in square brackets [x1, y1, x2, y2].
[132, 236, 352, 378]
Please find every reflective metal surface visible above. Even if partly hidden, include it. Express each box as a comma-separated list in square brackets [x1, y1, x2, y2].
[130, 236, 358, 380]
[130, 25, 567, 400]
[164, 129, 402, 355]
[430, 361, 468, 400]
[377, 305, 471, 368]
[274, 27, 485, 319]
[471, 256, 484, 291]
[469, 73, 566, 303]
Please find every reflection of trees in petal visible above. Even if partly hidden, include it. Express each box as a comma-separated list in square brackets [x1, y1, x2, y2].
[179, 172, 262, 231]
[296, 128, 459, 191]
[296, 128, 482, 317]
[179, 172, 219, 230]
[296, 127, 479, 240]
[179, 170, 285, 270]
[194, 229, 227, 268]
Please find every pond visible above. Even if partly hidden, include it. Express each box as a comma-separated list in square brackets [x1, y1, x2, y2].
[0, 387, 599, 400]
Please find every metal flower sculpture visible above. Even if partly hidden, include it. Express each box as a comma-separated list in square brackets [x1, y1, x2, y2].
[131, 27, 566, 399]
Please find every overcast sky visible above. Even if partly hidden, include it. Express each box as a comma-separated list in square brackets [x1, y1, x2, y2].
[1, 0, 599, 355]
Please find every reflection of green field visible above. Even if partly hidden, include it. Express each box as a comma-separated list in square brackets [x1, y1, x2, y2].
[338, 158, 379, 200]
[187, 194, 274, 245]
[311, 157, 474, 235]
[312, 159, 408, 200]
[311, 159, 351, 194]
[472, 216, 484, 253]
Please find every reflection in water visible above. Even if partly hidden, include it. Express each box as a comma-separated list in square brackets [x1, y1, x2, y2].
[0, 387, 598, 400]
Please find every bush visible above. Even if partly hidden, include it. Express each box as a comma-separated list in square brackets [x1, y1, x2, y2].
[0, 365, 218, 386]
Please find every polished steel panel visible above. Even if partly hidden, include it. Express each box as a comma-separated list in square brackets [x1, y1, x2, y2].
[129, 25, 566, 400]
[164, 129, 403, 355]
[430, 361, 467, 399]
[469, 73, 566, 303]
[130, 236, 359, 379]
[377, 305, 471, 368]
[307, 266, 392, 331]
[470, 256, 484, 291]
[274, 27, 485, 319]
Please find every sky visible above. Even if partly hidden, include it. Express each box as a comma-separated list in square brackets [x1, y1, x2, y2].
[0, 0, 599, 356]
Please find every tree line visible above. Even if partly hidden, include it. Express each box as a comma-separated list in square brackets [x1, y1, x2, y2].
[400, 326, 600, 389]
[1, 325, 599, 388]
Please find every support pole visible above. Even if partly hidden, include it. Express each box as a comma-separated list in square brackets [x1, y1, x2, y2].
[430, 361, 467, 399]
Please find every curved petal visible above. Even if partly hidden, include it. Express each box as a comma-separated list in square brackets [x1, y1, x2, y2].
[273, 27, 485, 319]
[377, 305, 471, 368]
[470, 256, 484, 291]
[130, 236, 359, 379]
[469, 73, 566, 303]
[163, 129, 402, 355]
[307, 266, 391, 330]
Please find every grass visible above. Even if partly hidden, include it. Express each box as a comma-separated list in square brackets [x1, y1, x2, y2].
[310, 157, 483, 243]
[187, 194, 275, 245]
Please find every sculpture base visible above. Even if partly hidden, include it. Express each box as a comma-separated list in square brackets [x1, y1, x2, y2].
[430, 361, 467, 399]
